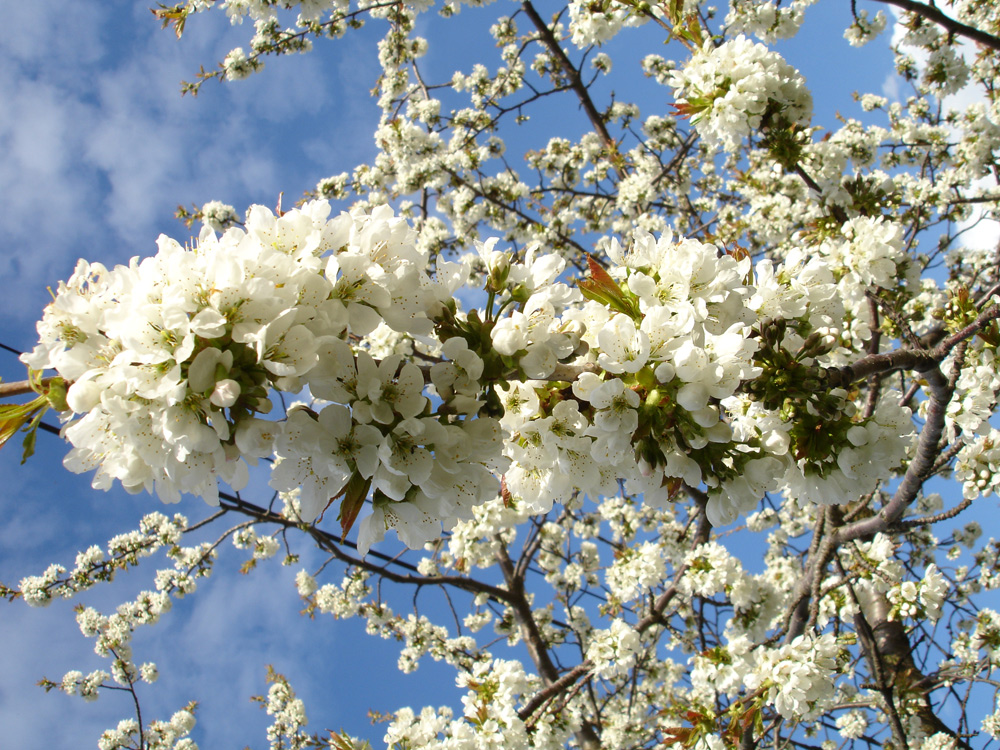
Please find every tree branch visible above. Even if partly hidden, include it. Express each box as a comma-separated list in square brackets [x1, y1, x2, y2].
[787, 355, 955, 640]
[520, 1, 625, 178]
[518, 662, 593, 721]
[823, 348, 939, 388]
[835, 362, 951, 545]
[216, 494, 514, 603]
[494, 535, 602, 750]
[870, 0, 1000, 52]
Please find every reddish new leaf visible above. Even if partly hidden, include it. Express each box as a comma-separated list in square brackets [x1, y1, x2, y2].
[338, 471, 372, 540]
[577, 255, 642, 319]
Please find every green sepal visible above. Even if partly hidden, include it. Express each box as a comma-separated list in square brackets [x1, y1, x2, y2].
[42, 377, 68, 412]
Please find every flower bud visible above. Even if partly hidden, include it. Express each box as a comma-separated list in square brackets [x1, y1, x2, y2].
[210, 379, 241, 408]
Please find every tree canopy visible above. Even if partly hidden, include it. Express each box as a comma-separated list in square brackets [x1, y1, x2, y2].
[4, 0, 1000, 748]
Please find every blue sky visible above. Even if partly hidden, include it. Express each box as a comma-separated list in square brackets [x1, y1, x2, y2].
[0, 1, 905, 747]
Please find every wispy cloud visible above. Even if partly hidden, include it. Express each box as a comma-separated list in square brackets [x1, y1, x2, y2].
[0, 2, 379, 336]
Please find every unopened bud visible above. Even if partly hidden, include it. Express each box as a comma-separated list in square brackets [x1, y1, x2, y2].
[488, 255, 511, 291]
[510, 284, 532, 303]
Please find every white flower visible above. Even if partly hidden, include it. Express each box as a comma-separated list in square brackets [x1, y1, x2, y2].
[745, 633, 843, 720]
[919, 565, 947, 621]
[680, 542, 742, 597]
[357, 495, 440, 555]
[836, 710, 868, 740]
[588, 378, 640, 434]
[200, 200, 239, 231]
[844, 9, 886, 46]
[295, 570, 318, 598]
[222, 46, 258, 80]
[597, 314, 650, 374]
[607, 542, 666, 601]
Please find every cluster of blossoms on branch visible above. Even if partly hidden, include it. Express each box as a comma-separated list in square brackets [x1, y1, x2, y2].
[23, 196, 924, 548]
[22, 202, 505, 550]
[667, 34, 812, 152]
[18, 511, 210, 750]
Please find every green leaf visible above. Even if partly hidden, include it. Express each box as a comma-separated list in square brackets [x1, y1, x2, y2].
[329, 730, 372, 750]
[0, 398, 47, 453]
[150, 3, 190, 38]
[21, 416, 40, 464]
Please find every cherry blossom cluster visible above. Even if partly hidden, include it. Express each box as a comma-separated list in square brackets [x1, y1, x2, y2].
[957, 429, 1000, 499]
[586, 618, 642, 679]
[96, 709, 198, 750]
[17, 512, 188, 606]
[885, 564, 947, 621]
[744, 633, 845, 721]
[566, 0, 648, 48]
[286, 336, 509, 552]
[29, 527, 210, 750]
[383, 659, 574, 750]
[668, 35, 813, 152]
[22, 201, 514, 549]
[255, 668, 311, 750]
[726, 0, 815, 43]
[23, 201, 409, 505]
[24, 197, 928, 550]
[507, 224, 914, 526]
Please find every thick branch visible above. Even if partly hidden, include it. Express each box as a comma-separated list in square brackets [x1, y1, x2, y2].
[494, 539, 559, 680]
[850, 590, 909, 746]
[856, 587, 974, 750]
[933, 305, 1000, 356]
[834, 364, 951, 545]
[824, 304, 999, 388]
[549, 361, 601, 381]
[786, 359, 953, 640]
[518, 662, 593, 721]
[784, 507, 837, 641]
[823, 348, 939, 388]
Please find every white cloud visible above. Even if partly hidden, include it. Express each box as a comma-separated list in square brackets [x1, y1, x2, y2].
[0, 1, 107, 68]
[881, 70, 901, 103]
[0, 68, 104, 324]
